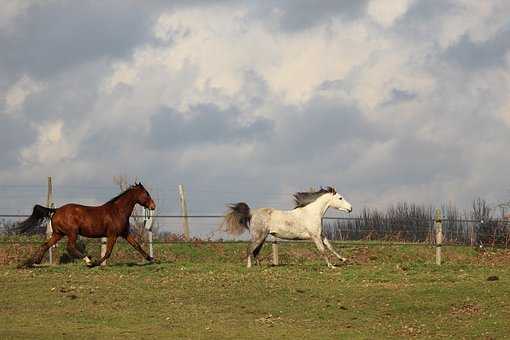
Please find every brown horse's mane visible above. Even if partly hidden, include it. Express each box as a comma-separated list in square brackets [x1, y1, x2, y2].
[105, 184, 140, 205]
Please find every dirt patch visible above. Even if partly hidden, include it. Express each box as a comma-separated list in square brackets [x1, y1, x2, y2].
[0, 243, 39, 265]
[450, 303, 482, 317]
[349, 246, 380, 264]
[476, 249, 510, 266]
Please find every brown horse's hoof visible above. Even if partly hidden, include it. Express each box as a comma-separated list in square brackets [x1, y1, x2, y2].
[17, 259, 35, 269]
[17, 263, 33, 269]
[146, 256, 155, 263]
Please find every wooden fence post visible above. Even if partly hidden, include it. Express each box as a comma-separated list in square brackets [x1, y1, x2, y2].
[144, 207, 154, 258]
[46, 177, 53, 265]
[178, 185, 190, 241]
[272, 241, 279, 266]
[435, 208, 443, 265]
[148, 230, 153, 258]
[100, 237, 107, 266]
[469, 221, 476, 246]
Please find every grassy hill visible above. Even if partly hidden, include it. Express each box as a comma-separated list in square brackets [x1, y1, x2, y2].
[1, 241, 510, 339]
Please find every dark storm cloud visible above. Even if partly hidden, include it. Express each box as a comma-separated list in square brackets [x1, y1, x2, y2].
[382, 89, 417, 107]
[149, 104, 274, 150]
[444, 25, 510, 70]
[392, 0, 457, 43]
[258, 96, 386, 167]
[251, 0, 369, 32]
[21, 60, 110, 124]
[362, 136, 467, 190]
[0, 1, 158, 81]
[0, 116, 36, 170]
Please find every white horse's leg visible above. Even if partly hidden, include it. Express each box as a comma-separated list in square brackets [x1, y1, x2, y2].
[311, 236, 335, 268]
[247, 233, 267, 268]
[323, 237, 347, 262]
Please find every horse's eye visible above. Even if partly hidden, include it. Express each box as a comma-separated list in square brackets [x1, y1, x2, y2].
[339, 197, 343, 200]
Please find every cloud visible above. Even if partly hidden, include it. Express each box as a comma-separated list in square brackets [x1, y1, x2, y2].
[444, 25, 510, 70]
[0, 1, 161, 82]
[149, 104, 274, 150]
[20, 120, 76, 165]
[1, 1, 510, 216]
[3, 75, 45, 114]
[367, 0, 414, 28]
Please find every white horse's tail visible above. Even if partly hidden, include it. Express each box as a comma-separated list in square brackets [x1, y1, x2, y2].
[222, 202, 251, 235]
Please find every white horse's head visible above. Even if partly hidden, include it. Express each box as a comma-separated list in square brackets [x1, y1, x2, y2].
[293, 186, 352, 214]
[328, 191, 352, 213]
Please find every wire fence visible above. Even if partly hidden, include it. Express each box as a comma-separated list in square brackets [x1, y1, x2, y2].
[323, 217, 510, 247]
[2, 181, 509, 247]
[1, 214, 510, 248]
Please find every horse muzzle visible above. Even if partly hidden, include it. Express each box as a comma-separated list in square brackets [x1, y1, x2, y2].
[147, 201, 156, 210]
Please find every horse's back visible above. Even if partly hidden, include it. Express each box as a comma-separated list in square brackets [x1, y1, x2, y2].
[52, 203, 109, 237]
[59, 202, 101, 209]
[56, 203, 106, 216]
[252, 207, 310, 239]
[251, 208, 290, 229]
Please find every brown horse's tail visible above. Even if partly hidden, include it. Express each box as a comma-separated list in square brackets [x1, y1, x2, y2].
[16, 204, 56, 234]
[221, 202, 251, 235]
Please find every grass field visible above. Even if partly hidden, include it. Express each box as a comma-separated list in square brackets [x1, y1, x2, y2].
[1, 240, 510, 339]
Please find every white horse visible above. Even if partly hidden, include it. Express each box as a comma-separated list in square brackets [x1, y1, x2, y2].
[223, 187, 352, 268]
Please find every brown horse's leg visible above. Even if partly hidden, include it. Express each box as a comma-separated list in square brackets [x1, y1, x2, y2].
[20, 233, 63, 267]
[92, 235, 117, 267]
[66, 233, 92, 266]
[123, 233, 153, 262]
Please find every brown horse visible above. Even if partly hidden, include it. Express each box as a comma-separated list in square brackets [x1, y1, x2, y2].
[19, 182, 156, 268]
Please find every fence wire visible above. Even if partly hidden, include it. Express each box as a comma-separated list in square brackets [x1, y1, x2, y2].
[1, 214, 510, 247]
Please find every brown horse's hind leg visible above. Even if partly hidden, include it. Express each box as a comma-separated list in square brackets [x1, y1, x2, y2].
[20, 232, 63, 268]
[91, 235, 117, 267]
[66, 233, 92, 266]
[123, 233, 153, 262]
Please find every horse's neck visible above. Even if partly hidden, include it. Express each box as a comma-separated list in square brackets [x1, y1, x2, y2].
[110, 190, 138, 216]
[300, 194, 331, 217]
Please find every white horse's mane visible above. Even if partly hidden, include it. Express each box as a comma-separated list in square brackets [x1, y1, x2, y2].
[293, 186, 336, 208]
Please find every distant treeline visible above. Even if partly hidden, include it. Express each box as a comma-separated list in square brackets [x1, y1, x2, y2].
[324, 198, 510, 247]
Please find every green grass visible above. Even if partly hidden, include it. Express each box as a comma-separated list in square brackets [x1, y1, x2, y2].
[1, 241, 510, 339]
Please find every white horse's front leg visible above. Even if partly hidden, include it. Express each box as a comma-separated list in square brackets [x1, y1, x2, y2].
[323, 237, 347, 262]
[311, 236, 335, 268]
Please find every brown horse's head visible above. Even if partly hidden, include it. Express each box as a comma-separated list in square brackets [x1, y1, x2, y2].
[134, 182, 156, 210]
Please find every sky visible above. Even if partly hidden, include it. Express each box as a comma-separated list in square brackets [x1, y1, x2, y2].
[1, 0, 510, 217]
